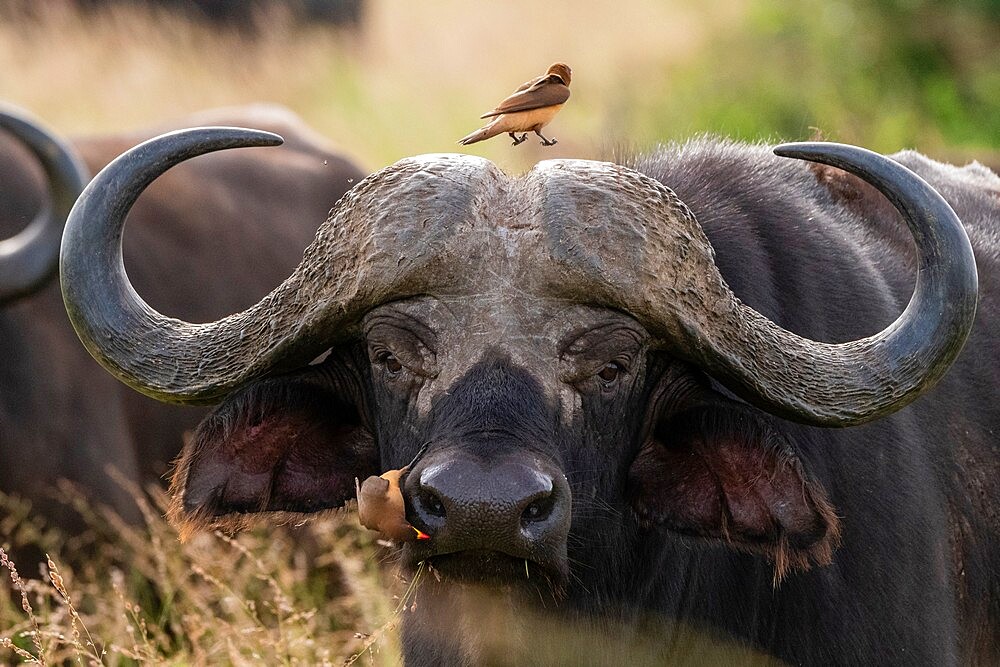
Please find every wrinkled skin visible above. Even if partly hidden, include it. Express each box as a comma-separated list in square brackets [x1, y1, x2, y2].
[0, 105, 365, 533]
[167, 141, 999, 665]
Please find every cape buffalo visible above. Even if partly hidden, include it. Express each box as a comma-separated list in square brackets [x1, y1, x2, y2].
[60, 127, 998, 665]
[1, 107, 364, 532]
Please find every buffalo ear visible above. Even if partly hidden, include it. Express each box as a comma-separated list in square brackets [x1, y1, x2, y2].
[628, 402, 840, 582]
[168, 371, 377, 539]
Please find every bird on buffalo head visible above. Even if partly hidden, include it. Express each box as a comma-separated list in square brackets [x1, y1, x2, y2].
[458, 62, 571, 147]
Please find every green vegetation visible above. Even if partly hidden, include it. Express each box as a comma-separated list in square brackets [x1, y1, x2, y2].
[636, 0, 1000, 154]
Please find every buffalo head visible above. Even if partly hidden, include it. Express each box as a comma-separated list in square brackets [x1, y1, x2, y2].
[59, 129, 977, 654]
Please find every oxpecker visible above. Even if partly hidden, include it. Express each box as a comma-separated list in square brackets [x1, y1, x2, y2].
[458, 62, 571, 147]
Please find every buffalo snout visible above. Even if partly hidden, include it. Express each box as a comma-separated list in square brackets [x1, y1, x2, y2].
[404, 450, 571, 582]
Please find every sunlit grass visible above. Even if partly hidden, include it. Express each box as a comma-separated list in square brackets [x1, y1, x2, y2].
[0, 482, 403, 665]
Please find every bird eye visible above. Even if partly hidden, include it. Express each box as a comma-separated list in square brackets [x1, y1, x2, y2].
[597, 362, 623, 385]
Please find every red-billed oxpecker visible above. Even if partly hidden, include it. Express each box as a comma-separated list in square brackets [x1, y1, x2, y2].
[357, 467, 430, 543]
[458, 62, 571, 147]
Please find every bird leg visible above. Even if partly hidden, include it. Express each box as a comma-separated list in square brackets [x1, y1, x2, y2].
[509, 132, 528, 146]
[535, 130, 558, 146]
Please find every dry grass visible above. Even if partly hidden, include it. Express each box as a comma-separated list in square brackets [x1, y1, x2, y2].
[0, 481, 405, 665]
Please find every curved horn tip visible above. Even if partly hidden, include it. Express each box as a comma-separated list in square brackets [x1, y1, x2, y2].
[57, 123, 302, 404]
[0, 103, 89, 305]
[771, 141, 880, 163]
[0, 102, 51, 128]
[195, 126, 285, 148]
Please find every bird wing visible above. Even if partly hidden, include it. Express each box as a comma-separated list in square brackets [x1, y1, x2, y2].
[479, 78, 570, 118]
[512, 74, 545, 93]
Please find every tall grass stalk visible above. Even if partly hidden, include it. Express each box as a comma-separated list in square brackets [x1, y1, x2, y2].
[0, 484, 403, 665]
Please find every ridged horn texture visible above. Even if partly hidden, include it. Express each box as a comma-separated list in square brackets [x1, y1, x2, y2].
[61, 131, 977, 426]
[0, 104, 89, 304]
[60, 128, 498, 404]
[526, 143, 977, 425]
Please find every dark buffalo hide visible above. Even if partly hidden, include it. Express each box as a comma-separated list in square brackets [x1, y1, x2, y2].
[0, 105, 364, 533]
[74, 136, 1000, 665]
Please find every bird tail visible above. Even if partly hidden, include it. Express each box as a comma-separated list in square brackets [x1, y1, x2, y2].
[458, 118, 502, 146]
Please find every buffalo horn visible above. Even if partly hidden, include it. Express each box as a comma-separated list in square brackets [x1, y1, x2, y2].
[0, 105, 89, 304]
[531, 143, 977, 426]
[60, 128, 489, 404]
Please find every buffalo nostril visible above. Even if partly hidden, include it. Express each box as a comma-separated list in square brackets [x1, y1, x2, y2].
[521, 493, 554, 524]
[421, 489, 447, 518]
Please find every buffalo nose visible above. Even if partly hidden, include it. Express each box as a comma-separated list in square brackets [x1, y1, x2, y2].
[407, 453, 571, 560]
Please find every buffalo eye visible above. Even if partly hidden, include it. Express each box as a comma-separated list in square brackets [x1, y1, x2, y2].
[597, 361, 624, 386]
[377, 351, 404, 376]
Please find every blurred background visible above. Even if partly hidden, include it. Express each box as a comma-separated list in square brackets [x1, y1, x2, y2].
[2, 0, 998, 174]
[1, 1, 998, 663]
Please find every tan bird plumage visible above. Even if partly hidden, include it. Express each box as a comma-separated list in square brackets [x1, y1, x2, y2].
[459, 62, 571, 147]
[356, 467, 430, 543]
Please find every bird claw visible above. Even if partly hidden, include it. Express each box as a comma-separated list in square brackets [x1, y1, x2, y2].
[540, 138, 558, 146]
[510, 133, 528, 146]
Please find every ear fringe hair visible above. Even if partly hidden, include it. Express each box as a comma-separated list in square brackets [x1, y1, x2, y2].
[641, 402, 843, 586]
[706, 407, 843, 585]
[655, 486, 842, 586]
[741, 488, 842, 587]
[167, 495, 350, 542]
[167, 433, 354, 541]
[165, 373, 362, 540]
